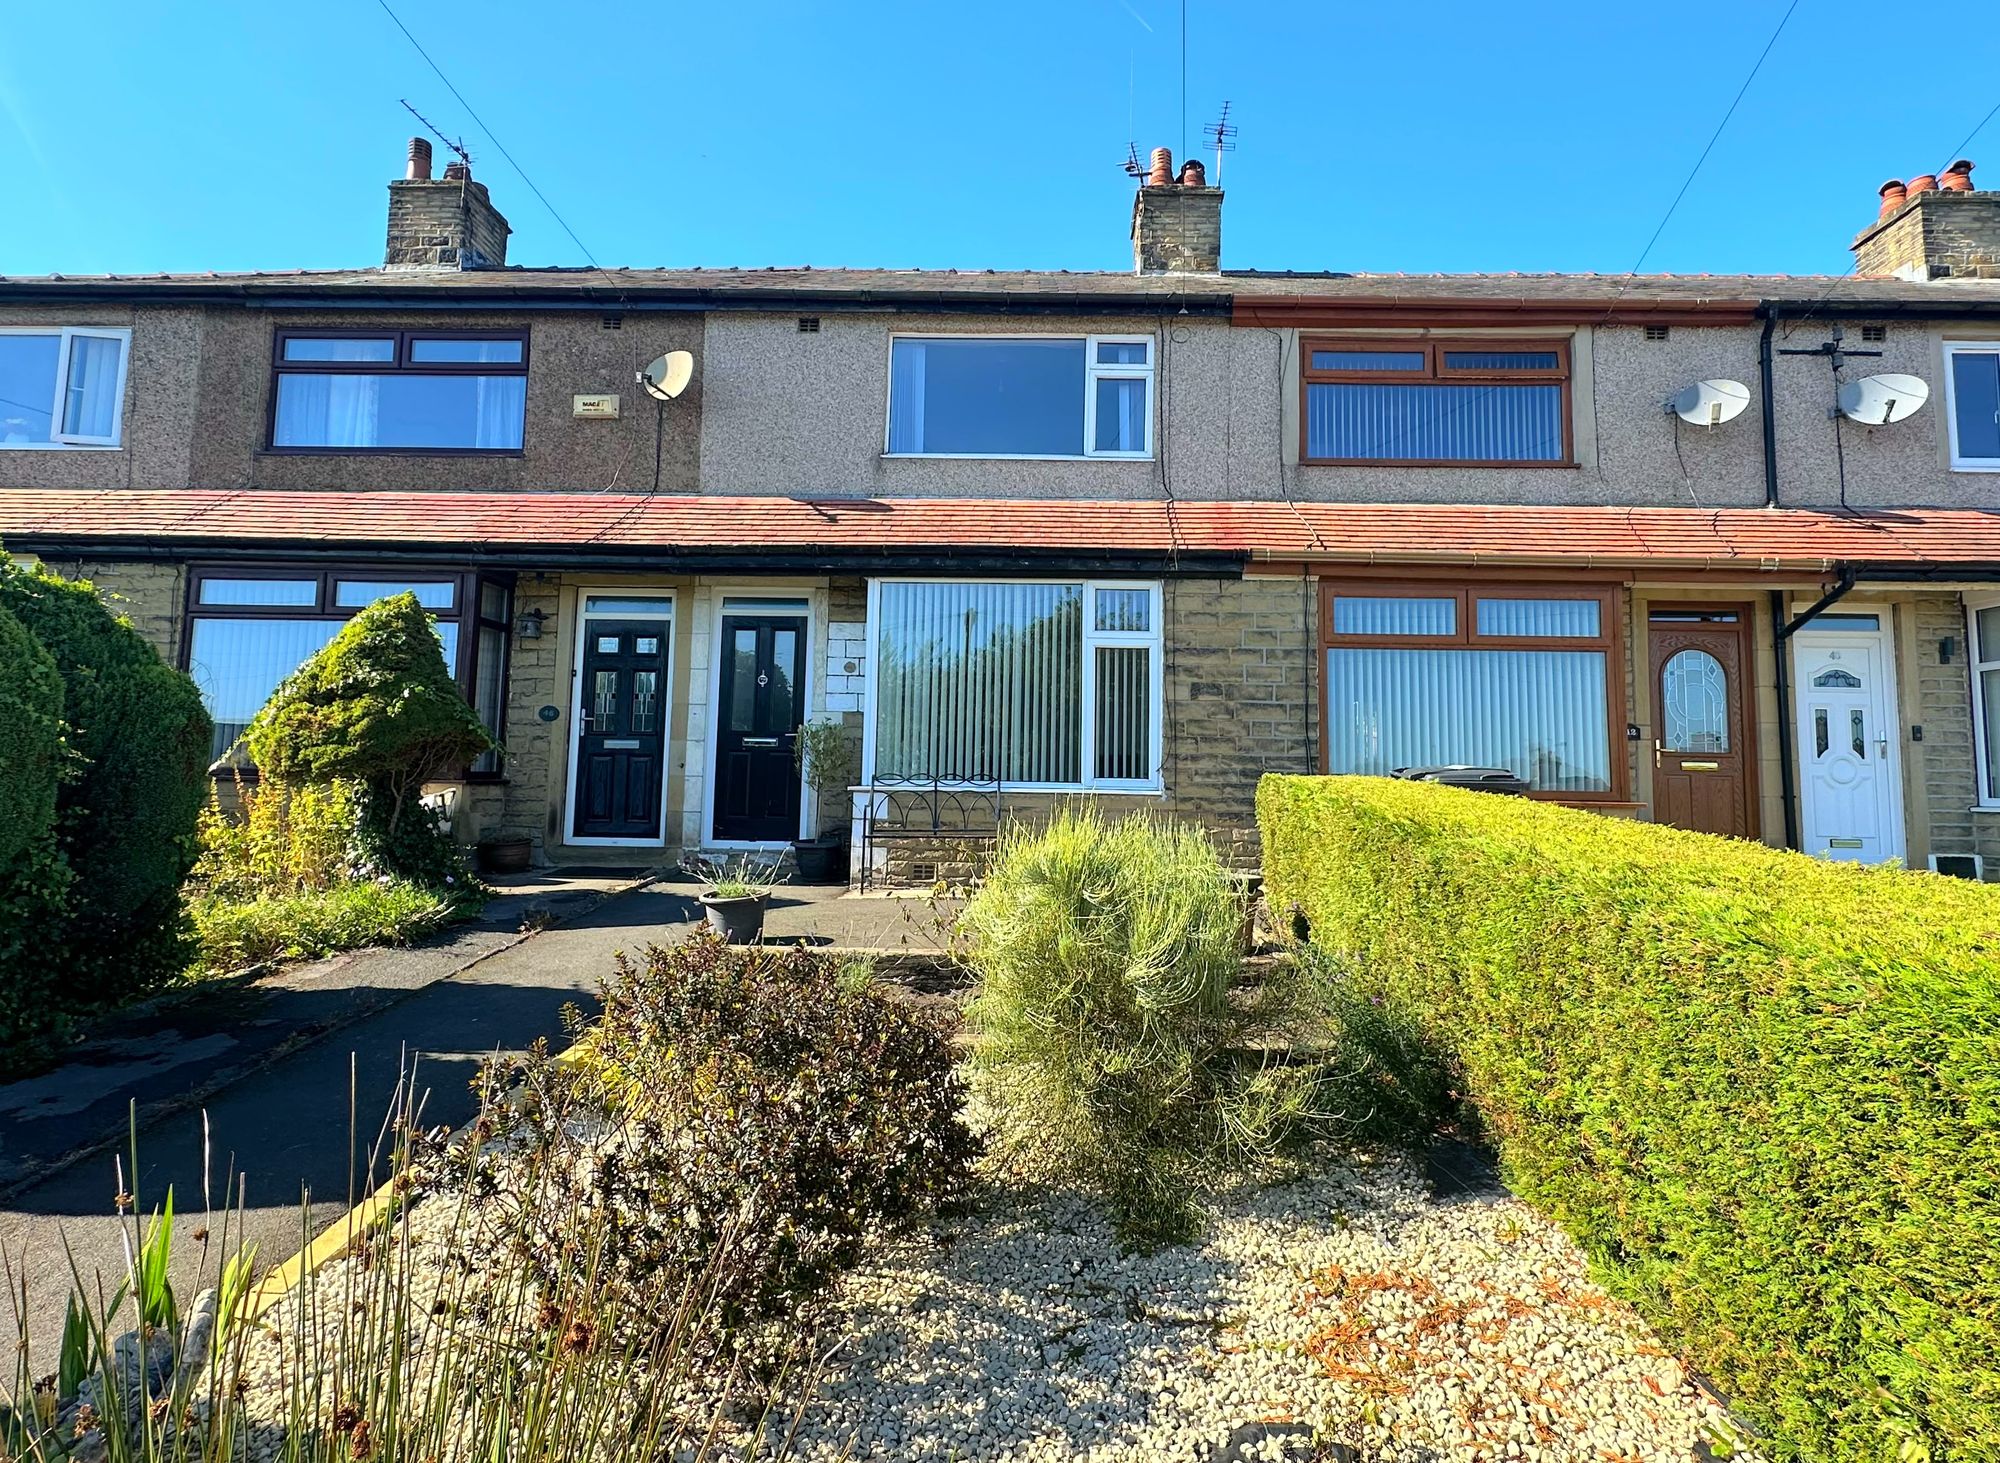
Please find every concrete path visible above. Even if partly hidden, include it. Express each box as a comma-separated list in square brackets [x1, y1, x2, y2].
[0, 875, 949, 1363]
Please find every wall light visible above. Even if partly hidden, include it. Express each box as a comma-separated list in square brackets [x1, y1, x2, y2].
[517, 607, 547, 641]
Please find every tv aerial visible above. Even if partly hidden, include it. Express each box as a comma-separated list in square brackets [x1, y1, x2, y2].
[1836, 373, 1929, 425]
[1666, 379, 1751, 427]
[1206, 102, 1238, 186]
[638, 351, 695, 402]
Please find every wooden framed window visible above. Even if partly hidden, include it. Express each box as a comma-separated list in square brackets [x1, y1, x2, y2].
[1320, 580, 1624, 799]
[268, 328, 529, 453]
[1301, 338, 1572, 466]
[183, 564, 513, 775]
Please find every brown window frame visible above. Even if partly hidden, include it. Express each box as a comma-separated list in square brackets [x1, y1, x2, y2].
[181, 563, 515, 781]
[266, 327, 530, 457]
[1319, 578, 1627, 803]
[1300, 336, 1574, 468]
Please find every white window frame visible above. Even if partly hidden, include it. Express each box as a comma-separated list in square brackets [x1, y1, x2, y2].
[1968, 595, 2000, 808]
[882, 333, 1155, 462]
[0, 326, 131, 449]
[1944, 341, 2000, 472]
[861, 577, 1164, 793]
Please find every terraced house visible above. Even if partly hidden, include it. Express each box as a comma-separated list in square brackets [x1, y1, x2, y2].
[9, 140, 2000, 880]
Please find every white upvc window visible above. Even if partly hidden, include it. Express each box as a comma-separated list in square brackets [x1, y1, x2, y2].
[885, 334, 1154, 460]
[0, 326, 132, 448]
[1967, 596, 2000, 806]
[1944, 341, 2000, 472]
[864, 579, 1163, 791]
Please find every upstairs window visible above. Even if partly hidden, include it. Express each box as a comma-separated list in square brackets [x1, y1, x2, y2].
[270, 330, 528, 452]
[1944, 342, 2000, 470]
[1302, 338, 1570, 465]
[886, 335, 1153, 459]
[0, 327, 130, 448]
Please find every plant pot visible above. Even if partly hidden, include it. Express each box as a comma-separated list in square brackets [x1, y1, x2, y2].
[476, 836, 533, 876]
[700, 891, 768, 945]
[792, 835, 848, 885]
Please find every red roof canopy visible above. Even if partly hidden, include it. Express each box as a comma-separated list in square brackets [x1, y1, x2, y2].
[3, 489, 1999, 573]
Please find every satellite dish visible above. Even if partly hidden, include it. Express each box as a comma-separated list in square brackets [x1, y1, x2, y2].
[638, 350, 695, 402]
[1667, 379, 1751, 427]
[1836, 373, 1929, 425]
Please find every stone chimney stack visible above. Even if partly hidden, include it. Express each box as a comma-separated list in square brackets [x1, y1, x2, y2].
[1130, 147, 1223, 274]
[1852, 161, 2000, 280]
[385, 137, 512, 270]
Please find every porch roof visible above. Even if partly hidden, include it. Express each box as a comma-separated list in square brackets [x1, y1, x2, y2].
[5, 489, 2000, 576]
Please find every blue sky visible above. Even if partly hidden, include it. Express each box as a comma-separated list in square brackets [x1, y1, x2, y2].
[3, 1, 1996, 279]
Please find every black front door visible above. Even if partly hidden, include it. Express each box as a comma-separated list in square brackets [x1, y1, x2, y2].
[714, 615, 806, 842]
[572, 620, 670, 841]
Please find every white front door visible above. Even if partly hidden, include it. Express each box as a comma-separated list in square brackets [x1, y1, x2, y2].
[1794, 623, 1904, 863]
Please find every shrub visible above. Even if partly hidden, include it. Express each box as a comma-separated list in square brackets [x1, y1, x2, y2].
[1258, 774, 2000, 1463]
[0, 564, 211, 1007]
[493, 933, 978, 1358]
[246, 592, 488, 888]
[0, 598, 72, 1063]
[187, 879, 454, 975]
[960, 808, 1317, 1244]
[191, 777, 363, 903]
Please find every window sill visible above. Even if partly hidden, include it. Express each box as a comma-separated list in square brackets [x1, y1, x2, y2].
[1969, 804, 2000, 814]
[1302, 458, 1578, 470]
[0, 442, 122, 452]
[1948, 462, 2000, 473]
[880, 452, 1153, 464]
[258, 447, 527, 459]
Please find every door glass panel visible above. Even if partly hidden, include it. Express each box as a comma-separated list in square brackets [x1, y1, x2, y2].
[592, 671, 619, 731]
[1814, 708, 1829, 757]
[1661, 649, 1729, 753]
[596, 635, 619, 654]
[636, 636, 660, 656]
[729, 630, 757, 731]
[584, 596, 672, 616]
[632, 670, 658, 733]
[769, 629, 799, 715]
[1852, 709, 1867, 759]
[1812, 667, 1862, 689]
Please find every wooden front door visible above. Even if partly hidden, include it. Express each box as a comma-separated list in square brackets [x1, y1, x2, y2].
[571, 620, 670, 841]
[713, 615, 807, 842]
[1649, 610, 1755, 839]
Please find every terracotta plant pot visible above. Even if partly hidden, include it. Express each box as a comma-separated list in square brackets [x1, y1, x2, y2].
[475, 836, 533, 875]
[700, 891, 767, 945]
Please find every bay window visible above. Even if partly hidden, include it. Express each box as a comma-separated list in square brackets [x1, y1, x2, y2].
[1322, 583, 1619, 796]
[185, 567, 511, 766]
[269, 329, 528, 452]
[886, 335, 1154, 459]
[869, 579, 1162, 789]
[0, 327, 130, 448]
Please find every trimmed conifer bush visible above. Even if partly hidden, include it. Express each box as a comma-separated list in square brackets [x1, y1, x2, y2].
[247, 592, 490, 890]
[0, 597, 72, 1062]
[1258, 773, 2000, 1463]
[0, 565, 210, 1008]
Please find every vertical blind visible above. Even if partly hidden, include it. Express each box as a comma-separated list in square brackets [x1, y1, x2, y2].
[875, 582, 1083, 783]
[1324, 647, 1610, 792]
[1093, 645, 1150, 781]
[1307, 383, 1564, 462]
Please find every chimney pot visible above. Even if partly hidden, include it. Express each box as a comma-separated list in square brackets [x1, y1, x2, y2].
[1877, 179, 1907, 221]
[1942, 159, 1977, 192]
[1907, 173, 1939, 197]
[405, 136, 433, 181]
[1855, 165, 2000, 280]
[1148, 147, 1174, 186]
[1179, 158, 1207, 187]
[442, 159, 472, 183]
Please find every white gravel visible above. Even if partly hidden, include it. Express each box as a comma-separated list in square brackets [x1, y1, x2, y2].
[784, 1148, 1758, 1463]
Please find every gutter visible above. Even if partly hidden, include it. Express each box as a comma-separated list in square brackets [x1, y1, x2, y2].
[7, 534, 1245, 580]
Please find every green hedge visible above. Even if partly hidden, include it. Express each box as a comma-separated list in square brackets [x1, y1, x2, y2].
[1258, 774, 2000, 1463]
[0, 566, 212, 1007]
[0, 599, 72, 1060]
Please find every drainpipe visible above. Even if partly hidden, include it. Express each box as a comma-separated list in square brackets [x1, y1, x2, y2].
[1758, 313, 1780, 508]
[1769, 567, 1860, 850]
